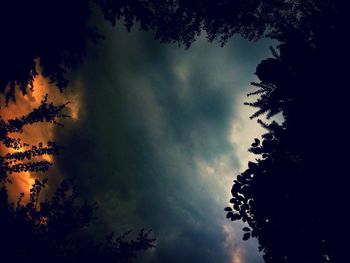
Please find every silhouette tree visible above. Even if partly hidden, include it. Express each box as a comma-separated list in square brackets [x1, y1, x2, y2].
[2, 1, 349, 262]
[226, 34, 349, 262]
[0, 0, 102, 101]
[0, 179, 155, 263]
[0, 96, 155, 263]
[1, 0, 339, 101]
[95, 0, 336, 46]
[0, 95, 67, 182]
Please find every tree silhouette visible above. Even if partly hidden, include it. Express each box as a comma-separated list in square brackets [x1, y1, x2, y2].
[0, 178, 155, 263]
[2, 1, 349, 262]
[95, 0, 336, 46]
[226, 34, 349, 262]
[1, 0, 102, 102]
[0, 179, 154, 262]
[0, 95, 67, 182]
[0, 96, 155, 263]
[1, 0, 339, 100]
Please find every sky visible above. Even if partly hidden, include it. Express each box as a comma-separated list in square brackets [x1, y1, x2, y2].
[52, 16, 274, 263]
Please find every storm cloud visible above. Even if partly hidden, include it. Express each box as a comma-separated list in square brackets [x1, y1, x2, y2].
[56, 17, 273, 263]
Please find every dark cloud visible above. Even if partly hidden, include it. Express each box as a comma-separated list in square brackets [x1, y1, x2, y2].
[56, 18, 273, 263]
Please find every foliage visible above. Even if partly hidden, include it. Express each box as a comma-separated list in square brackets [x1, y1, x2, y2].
[0, 0, 102, 101]
[0, 95, 67, 181]
[96, 0, 335, 46]
[1, 0, 338, 101]
[2, 1, 349, 262]
[0, 179, 155, 263]
[0, 96, 155, 263]
[226, 34, 348, 262]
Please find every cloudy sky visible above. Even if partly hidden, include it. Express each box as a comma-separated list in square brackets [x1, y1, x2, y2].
[54, 15, 274, 263]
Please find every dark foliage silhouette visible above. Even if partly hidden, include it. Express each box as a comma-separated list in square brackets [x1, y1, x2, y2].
[0, 0, 102, 102]
[0, 95, 67, 182]
[226, 29, 349, 262]
[0, 179, 155, 263]
[0, 97, 155, 262]
[96, 0, 336, 46]
[2, 1, 349, 262]
[1, 0, 338, 101]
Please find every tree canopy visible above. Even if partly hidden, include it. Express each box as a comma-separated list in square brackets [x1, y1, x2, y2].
[0, 95, 155, 262]
[1, 178, 91, 263]
[1, 0, 100, 101]
[96, 0, 335, 45]
[1, 0, 339, 100]
[1, 1, 349, 262]
[226, 34, 349, 262]
[0, 178, 155, 263]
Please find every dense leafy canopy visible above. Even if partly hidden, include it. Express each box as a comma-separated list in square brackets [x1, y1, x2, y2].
[1, 0, 338, 100]
[1, 0, 101, 101]
[1, 1, 349, 262]
[0, 96, 67, 181]
[226, 31, 349, 262]
[0, 97, 155, 262]
[96, 0, 335, 45]
[0, 179, 155, 263]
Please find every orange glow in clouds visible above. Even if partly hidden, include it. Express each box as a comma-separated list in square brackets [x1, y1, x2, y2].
[231, 247, 243, 263]
[0, 70, 80, 202]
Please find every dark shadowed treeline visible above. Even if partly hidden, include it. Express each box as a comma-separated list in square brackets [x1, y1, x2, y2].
[1, 0, 336, 101]
[227, 38, 349, 262]
[0, 179, 154, 263]
[1, 1, 348, 262]
[0, 0, 99, 102]
[0, 98, 154, 262]
[225, 7, 349, 263]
